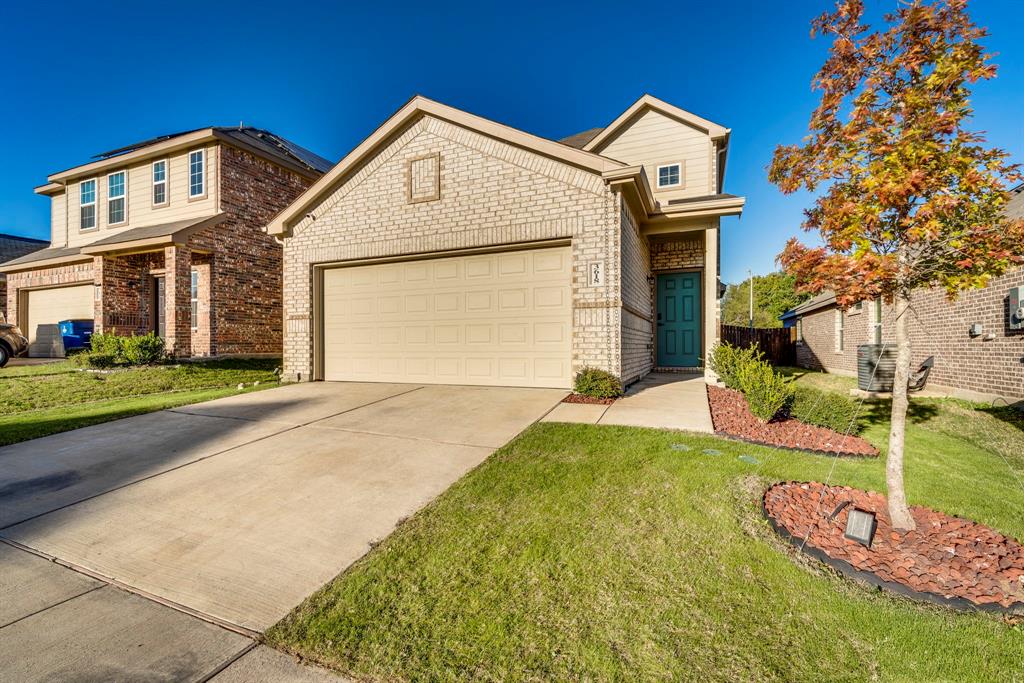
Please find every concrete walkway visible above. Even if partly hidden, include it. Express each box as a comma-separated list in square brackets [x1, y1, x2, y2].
[0, 381, 565, 681]
[542, 372, 713, 433]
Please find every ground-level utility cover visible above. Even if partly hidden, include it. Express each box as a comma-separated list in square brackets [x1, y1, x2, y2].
[703, 448, 723, 456]
[670, 443, 692, 451]
[739, 455, 760, 465]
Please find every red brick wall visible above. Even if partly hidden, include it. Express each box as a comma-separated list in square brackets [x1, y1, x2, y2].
[185, 144, 313, 356]
[96, 252, 163, 336]
[796, 268, 1024, 399]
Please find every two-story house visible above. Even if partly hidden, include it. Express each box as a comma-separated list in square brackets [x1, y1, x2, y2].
[267, 94, 744, 388]
[1, 128, 332, 357]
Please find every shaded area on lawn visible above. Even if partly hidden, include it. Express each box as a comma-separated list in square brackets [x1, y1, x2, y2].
[268, 406, 1024, 681]
[0, 358, 281, 447]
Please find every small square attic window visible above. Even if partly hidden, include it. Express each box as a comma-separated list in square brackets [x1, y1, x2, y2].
[657, 163, 682, 188]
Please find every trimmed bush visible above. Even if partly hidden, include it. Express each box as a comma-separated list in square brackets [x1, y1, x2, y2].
[736, 359, 793, 422]
[708, 342, 763, 391]
[709, 341, 793, 421]
[574, 367, 623, 399]
[788, 384, 862, 434]
[75, 332, 165, 368]
[121, 332, 165, 365]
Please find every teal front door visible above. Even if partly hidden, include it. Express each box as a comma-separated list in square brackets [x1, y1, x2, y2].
[656, 272, 701, 367]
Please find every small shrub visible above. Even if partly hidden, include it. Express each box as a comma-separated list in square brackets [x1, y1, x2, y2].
[574, 367, 623, 399]
[74, 331, 165, 368]
[88, 332, 123, 359]
[789, 385, 862, 434]
[121, 332, 165, 365]
[735, 359, 793, 421]
[81, 352, 119, 369]
[708, 342, 763, 391]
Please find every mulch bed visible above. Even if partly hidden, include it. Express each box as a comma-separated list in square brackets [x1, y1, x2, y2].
[764, 481, 1024, 613]
[707, 385, 878, 457]
[562, 394, 616, 405]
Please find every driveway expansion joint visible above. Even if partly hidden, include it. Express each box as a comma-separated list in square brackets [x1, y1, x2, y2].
[0, 537, 262, 639]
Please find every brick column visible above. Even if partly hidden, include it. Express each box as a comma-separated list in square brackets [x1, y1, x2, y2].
[164, 245, 192, 358]
[703, 224, 720, 384]
[92, 256, 105, 333]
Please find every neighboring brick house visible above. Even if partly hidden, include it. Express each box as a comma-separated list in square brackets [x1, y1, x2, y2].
[0, 233, 47, 320]
[782, 184, 1024, 401]
[0, 128, 332, 357]
[267, 95, 745, 388]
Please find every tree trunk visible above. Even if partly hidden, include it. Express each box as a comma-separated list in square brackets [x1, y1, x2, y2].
[886, 294, 917, 531]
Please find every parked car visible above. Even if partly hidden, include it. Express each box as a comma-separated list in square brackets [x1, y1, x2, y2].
[0, 314, 29, 367]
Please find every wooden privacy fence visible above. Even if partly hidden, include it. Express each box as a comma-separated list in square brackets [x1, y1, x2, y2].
[721, 325, 797, 366]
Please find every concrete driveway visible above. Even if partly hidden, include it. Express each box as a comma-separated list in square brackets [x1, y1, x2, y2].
[0, 381, 564, 680]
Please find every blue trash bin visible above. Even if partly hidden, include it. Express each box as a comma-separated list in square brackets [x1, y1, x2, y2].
[58, 319, 95, 351]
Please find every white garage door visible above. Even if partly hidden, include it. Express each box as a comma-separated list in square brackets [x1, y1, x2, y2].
[322, 246, 572, 388]
[26, 284, 94, 357]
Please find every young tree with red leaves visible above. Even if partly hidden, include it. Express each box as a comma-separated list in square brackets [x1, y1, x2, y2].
[769, 0, 1024, 530]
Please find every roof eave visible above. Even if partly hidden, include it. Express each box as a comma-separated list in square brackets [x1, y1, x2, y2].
[34, 182, 64, 195]
[0, 252, 91, 273]
[47, 129, 217, 183]
[268, 96, 627, 237]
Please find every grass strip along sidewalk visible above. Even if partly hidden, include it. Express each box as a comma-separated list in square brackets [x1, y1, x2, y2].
[0, 358, 279, 447]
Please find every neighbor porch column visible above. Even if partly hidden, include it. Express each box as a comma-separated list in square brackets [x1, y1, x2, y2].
[92, 256, 105, 333]
[703, 224, 719, 383]
[164, 244, 192, 358]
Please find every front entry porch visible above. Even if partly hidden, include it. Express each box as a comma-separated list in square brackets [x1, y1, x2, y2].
[94, 246, 212, 358]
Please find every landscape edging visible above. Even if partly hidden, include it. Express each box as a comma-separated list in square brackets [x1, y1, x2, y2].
[760, 484, 1024, 616]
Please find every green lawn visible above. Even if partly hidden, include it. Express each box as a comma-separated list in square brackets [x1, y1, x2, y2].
[269, 379, 1024, 682]
[0, 358, 280, 446]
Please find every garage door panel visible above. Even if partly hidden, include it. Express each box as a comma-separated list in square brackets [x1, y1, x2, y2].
[26, 284, 94, 358]
[322, 247, 571, 388]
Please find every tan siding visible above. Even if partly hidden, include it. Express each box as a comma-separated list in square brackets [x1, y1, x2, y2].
[50, 193, 67, 247]
[597, 109, 712, 201]
[65, 144, 219, 249]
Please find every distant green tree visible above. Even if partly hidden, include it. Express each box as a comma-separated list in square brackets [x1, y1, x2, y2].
[721, 272, 809, 328]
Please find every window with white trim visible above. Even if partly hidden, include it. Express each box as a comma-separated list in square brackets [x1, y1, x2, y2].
[190, 269, 199, 329]
[796, 317, 803, 342]
[835, 308, 845, 352]
[871, 299, 883, 344]
[152, 160, 167, 206]
[107, 171, 126, 224]
[656, 163, 682, 188]
[80, 179, 97, 230]
[189, 149, 205, 197]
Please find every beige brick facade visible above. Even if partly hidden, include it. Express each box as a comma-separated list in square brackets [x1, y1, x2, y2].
[282, 115, 622, 383]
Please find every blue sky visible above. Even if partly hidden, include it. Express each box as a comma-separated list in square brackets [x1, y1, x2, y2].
[1, 0, 1021, 283]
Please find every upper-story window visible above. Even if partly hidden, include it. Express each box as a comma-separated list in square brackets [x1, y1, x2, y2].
[152, 160, 168, 206]
[80, 179, 97, 230]
[107, 171, 126, 225]
[656, 163, 682, 189]
[189, 149, 205, 198]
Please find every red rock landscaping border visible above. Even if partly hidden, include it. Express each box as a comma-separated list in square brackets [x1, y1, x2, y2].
[707, 385, 878, 457]
[763, 481, 1024, 614]
[562, 394, 616, 405]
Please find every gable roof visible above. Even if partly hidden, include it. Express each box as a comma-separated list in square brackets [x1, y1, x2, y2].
[559, 127, 604, 150]
[582, 94, 730, 153]
[42, 127, 332, 189]
[267, 95, 626, 236]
